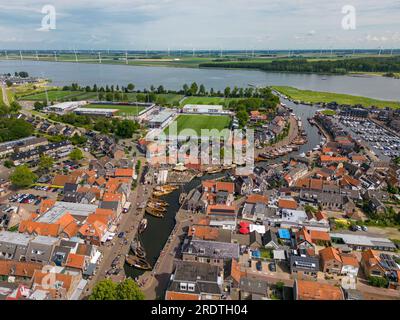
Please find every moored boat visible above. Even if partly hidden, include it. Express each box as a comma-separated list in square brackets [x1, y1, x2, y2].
[145, 207, 165, 218]
[125, 255, 152, 270]
[150, 198, 169, 207]
[130, 239, 146, 258]
[147, 202, 167, 212]
[138, 218, 147, 234]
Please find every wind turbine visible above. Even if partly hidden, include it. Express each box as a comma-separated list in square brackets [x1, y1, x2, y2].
[19, 50, 23, 61]
[74, 48, 78, 62]
[125, 51, 128, 64]
[36, 51, 39, 61]
[98, 52, 102, 64]
[378, 46, 383, 56]
[54, 51, 57, 61]
[192, 48, 195, 57]
[390, 47, 394, 56]
[4, 51, 8, 60]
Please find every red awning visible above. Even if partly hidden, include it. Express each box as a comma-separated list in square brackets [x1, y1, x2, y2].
[239, 221, 250, 228]
[239, 227, 250, 234]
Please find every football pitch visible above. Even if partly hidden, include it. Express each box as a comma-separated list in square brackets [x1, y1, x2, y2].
[164, 114, 232, 138]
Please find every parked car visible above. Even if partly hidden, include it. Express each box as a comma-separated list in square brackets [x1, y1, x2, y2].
[256, 261, 262, 271]
[118, 232, 125, 239]
[361, 226, 368, 232]
[268, 263, 277, 272]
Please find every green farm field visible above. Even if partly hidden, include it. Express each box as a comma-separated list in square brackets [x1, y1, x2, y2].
[272, 86, 400, 109]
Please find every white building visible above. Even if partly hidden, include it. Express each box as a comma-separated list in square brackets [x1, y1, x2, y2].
[45, 101, 88, 115]
[74, 108, 119, 117]
[182, 104, 224, 115]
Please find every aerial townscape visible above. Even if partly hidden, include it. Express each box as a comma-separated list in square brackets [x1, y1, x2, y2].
[0, 0, 400, 306]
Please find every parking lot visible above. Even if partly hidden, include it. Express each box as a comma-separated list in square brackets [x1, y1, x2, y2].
[338, 116, 400, 160]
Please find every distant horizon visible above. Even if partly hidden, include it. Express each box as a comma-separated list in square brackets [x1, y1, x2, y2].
[1, 49, 400, 53]
[0, 1, 399, 50]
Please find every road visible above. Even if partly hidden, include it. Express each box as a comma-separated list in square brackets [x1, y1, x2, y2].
[1, 84, 10, 106]
[82, 158, 151, 297]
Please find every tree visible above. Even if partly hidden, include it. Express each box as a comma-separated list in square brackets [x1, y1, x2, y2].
[10, 165, 37, 188]
[89, 279, 117, 300]
[182, 84, 189, 95]
[189, 82, 198, 96]
[224, 86, 231, 98]
[71, 133, 87, 146]
[369, 276, 388, 288]
[116, 279, 145, 300]
[39, 154, 54, 172]
[89, 279, 144, 300]
[127, 83, 135, 92]
[69, 148, 84, 161]
[3, 160, 14, 168]
[34, 101, 46, 111]
[115, 120, 138, 138]
[198, 84, 206, 96]
[237, 109, 249, 128]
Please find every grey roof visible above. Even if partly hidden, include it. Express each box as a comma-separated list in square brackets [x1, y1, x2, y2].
[240, 277, 268, 295]
[149, 110, 175, 124]
[30, 235, 59, 246]
[330, 233, 396, 249]
[64, 183, 78, 193]
[169, 261, 222, 295]
[249, 231, 262, 246]
[262, 230, 279, 247]
[0, 231, 32, 246]
[183, 239, 239, 260]
[99, 201, 119, 211]
[52, 245, 71, 265]
[37, 202, 98, 223]
[290, 255, 320, 272]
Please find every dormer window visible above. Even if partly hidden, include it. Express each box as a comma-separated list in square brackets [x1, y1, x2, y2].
[180, 283, 187, 291]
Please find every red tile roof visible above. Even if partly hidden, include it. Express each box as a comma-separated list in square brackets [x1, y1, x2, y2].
[278, 198, 298, 209]
[296, 280, 344, 300]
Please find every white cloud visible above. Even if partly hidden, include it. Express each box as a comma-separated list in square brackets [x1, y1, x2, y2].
[0, 0, 399, 49]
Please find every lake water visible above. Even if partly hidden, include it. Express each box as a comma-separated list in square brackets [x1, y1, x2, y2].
[1, 60, 399, 101]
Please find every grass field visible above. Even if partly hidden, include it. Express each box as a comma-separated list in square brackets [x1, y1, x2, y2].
[19, 90, 98, 101]
[272, 86, 400, 109]
[18, 89, 184, 106]
[85, 104, 145, 115]
[164, 115, 231, 138]
[321, 109, 337, 116]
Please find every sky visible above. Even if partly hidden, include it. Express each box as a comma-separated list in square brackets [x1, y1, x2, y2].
[0, 0, 400, 50]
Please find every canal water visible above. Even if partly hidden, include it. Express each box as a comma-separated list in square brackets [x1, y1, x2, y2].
[124, 172, 227, 279]
[124, 98, 321, 279]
